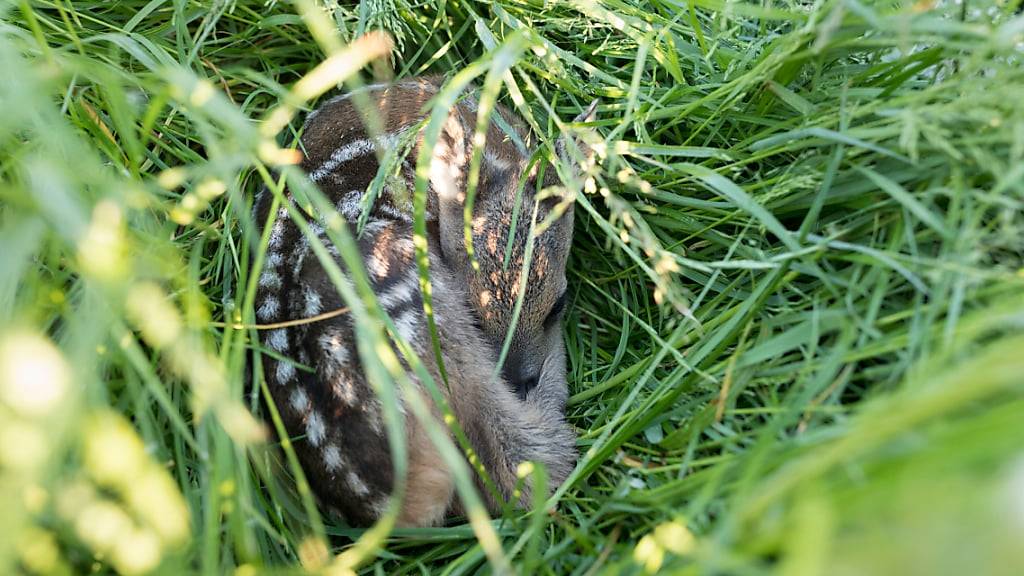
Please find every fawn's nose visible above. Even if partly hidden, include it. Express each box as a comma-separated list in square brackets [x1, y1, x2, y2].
[503, 357, 539, 401]
[510, 374, 539, 401]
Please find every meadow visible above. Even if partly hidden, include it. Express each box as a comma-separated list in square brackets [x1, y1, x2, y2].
[1, 0, 1023, 574]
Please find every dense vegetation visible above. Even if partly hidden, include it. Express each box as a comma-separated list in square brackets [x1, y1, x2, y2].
[1, 0, 1022, 574]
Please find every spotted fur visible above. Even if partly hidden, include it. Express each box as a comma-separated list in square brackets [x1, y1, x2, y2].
[252, 75, 596, 527]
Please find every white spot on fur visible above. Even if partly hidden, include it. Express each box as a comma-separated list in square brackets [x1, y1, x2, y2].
[379, 203, 410, 222]
[362, 219, 390, 236]
[306, 412, 325, 446]
[266, 251, 283, 268]
[347, 471, 371, 496]
[318, 330, 350, 368]
[324, 444, 344, 472]
[372, 190, 411, 222]
[290, 387, 310, 413]
[269, 219, 286, 249]
[276, 360, 296, 383]
[259, 270, 281, 290]
[290, 222, 327, 277]
[369, 252, 390, 279]
[336, 190, 363, 220]
[303, 287, 323, 317]
[484, 150, 513, 170]
[331, 374, 357, 405]
[290, 249, 310, 278]
[267, 329, 288, 351]
[268, 207, 288, 249]
[309, 140, 376, 182]
[392, 308, 419, 344]
[379, 274, 419, 310]
[309, 131, 404, 183]
[257, 297, 280, 320]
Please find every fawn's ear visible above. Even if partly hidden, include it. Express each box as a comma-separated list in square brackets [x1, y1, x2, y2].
[429, 111, 469, 205]
[555, 99, 599, 176]
[429, 109, 473, 267]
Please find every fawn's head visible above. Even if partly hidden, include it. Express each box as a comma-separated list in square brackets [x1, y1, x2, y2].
[432, 97, 598, 399]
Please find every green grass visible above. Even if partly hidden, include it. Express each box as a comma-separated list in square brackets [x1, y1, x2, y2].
[2, 0, 1024, 574]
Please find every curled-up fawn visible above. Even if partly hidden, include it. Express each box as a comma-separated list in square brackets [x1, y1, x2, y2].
[253, 76, 596, 527]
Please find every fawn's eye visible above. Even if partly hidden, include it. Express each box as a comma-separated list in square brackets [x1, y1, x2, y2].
[469, 307, 485, 333]
[544, 291, 567, 327]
